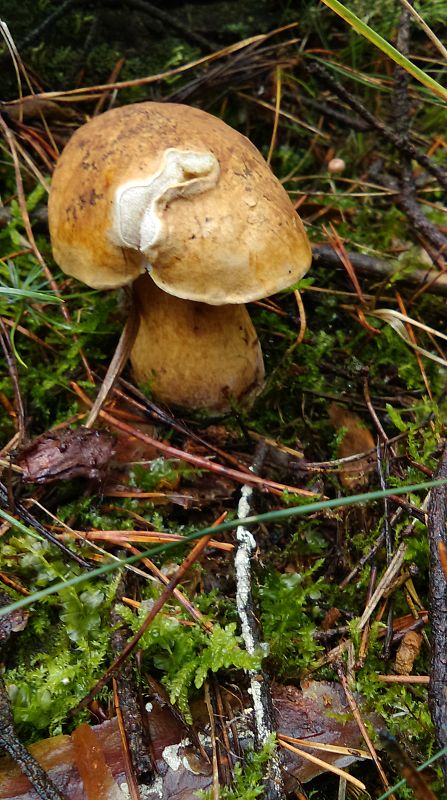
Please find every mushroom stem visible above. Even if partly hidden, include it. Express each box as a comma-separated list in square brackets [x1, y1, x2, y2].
[130, 275, 264, 412]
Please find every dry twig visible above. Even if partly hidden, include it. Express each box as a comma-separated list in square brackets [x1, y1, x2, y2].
[305, 60, 447, 192]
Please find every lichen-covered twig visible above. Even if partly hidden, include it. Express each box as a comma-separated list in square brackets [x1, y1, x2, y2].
[234, 441, 285, 800]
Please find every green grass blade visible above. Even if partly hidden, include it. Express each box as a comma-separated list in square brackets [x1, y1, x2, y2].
[375, 745, 447, 800]
[319, 0, 447, 101]
[0, 287, 62, 303]
[1, 476, 445, 616]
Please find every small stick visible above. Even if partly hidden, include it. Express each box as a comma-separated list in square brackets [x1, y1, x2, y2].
[398, 0, 447, 61]
[122, 542, 213, 632]
[336, 665, 395, 799]
[93, 57, 125, 116]
[312, 245, 447, 298]
[358, 565, 377, 666]
[14, 0, 78, 55]
[212, 679, 233, 786]
[113, 678, 142, 799]
[267, 66, 282, 164]
[125, 0, 217, 52]
[204, 682, 220, 800]
[377, 675, 430, 684]
[294, 288, 307, 345]
[391, 0, 447, 298]
[111, 576, 153, 782]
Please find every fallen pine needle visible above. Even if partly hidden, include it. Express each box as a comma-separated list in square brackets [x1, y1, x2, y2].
[58, 528, 233, 551]
[278, 738, 366, 791]
[279, 734, 371, 760]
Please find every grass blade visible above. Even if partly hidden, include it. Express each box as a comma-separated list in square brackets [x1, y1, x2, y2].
[319, 0, 447, 101]
[0, 287, 62, 303]
[1, 477, 445, 616]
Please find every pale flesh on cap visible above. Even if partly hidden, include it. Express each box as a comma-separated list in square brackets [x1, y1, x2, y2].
[48, 102, 312, 303]
[130, 275, 264, 411]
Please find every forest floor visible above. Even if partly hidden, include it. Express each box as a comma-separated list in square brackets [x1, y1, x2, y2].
[0, 1, 447, 798]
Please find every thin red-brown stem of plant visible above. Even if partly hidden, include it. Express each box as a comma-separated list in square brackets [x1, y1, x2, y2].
[71, 381, 319, 498]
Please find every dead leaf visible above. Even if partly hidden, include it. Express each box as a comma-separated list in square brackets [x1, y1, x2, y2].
[328, 403, 376, 488]
[16, 428, 115, 484]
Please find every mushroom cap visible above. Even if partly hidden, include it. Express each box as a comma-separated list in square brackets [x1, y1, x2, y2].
[131, 275, 264, 411]
[49, 102, 311, 304]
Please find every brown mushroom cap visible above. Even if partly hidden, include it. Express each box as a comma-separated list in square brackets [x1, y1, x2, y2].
[131, 275, 264, 411]
[49, 102, 311, 303]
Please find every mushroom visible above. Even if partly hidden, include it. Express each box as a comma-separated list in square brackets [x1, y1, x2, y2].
[49, 102, 311, 411]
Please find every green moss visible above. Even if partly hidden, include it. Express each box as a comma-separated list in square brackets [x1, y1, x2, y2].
[118, 597, 262, 716]
[258, 565, 326, 677]
[2, 537, 119, 737]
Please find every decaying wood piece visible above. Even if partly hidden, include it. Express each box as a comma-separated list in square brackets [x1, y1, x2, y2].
[428, 442, 447, 785]
[394, 630, 423, 675]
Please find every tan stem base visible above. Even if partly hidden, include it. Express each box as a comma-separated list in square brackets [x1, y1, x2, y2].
[131, 275, 264, 412]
